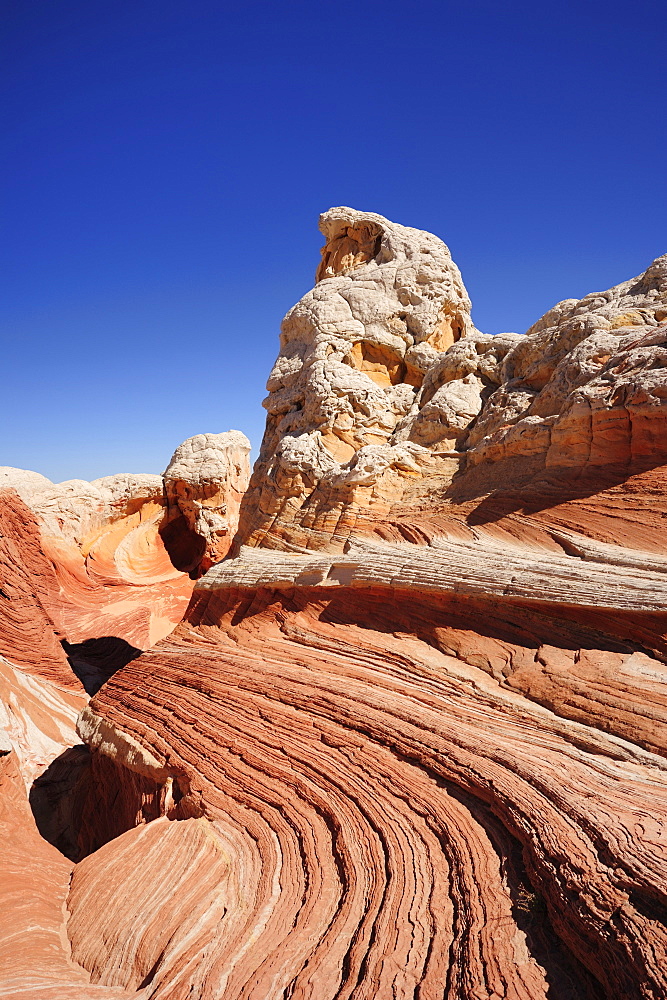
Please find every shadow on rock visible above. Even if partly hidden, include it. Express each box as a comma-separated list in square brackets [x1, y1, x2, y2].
[159, 513, 206, 578]
[29, 744, 91, 861]
[62, 635, 142, 695]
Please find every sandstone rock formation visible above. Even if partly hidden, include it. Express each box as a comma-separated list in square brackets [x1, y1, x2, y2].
[0, 467, 191, 658]
[240, 210, 667, 553]
[0, 428, 251, 668]
[0, 432, 249, 997]
[0, 745, 131, 999]
[163, 431, 251, 575]
[240, 206, 483, 549]
[2, 210, 667, 1000]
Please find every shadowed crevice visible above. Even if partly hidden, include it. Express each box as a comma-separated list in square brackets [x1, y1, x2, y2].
[383, 743, 608, 1000]
[159, 513, 206, 577]
[445, 785, 608, 1000]
[62, 635, 142, 695]
[29, 744, 91, 861]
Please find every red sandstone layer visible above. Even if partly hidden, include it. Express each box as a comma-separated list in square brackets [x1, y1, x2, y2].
[2, 213, 666, 999]
[74, 577, 666, 999]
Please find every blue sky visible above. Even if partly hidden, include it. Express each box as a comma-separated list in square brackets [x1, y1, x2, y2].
[2, 0, 665, 481]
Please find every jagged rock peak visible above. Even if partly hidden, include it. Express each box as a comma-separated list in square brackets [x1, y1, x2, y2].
[236, 208, 489, 549]
[313, 205, 477, 347]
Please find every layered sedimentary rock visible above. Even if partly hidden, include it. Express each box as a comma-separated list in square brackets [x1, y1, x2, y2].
[76, 580, 667, 999]
[0, 433, 249, 997]
[50, 211, 667, 1000]
[0, 467, 193, 653]
[0, 744, 135, 1000]
[0, 429, 251, 671]
[4, 210, 667, 999]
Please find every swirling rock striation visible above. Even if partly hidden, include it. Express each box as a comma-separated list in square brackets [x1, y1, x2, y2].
[3, 210, 667, 999]
[0, 432, 248, 997]
[0, 745, 131, 999]
[61, 212, 667, 999]
[0, 427, 250, 668]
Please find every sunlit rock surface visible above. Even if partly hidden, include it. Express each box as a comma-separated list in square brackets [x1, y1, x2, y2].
[0, 433, 248, 998]
[239, 210, 667, 553]
[0, 467, 192, 653]
[2, 211, 667, 999]
[163, 430, 251, 575]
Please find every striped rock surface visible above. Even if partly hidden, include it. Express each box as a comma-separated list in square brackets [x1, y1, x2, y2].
[67, 214, 667, 999]
[0, 434, 248, 997]
[3, 211, 667, 999]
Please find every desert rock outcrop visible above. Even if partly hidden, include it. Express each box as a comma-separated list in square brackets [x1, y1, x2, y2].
[239, 209, 667, 553]
[0, 467, 190, 655]
[2, 210, 667, 1000]
[163, 431, 251, 575]
[239, 207, 482, 549]
[0, 432, 249, 997]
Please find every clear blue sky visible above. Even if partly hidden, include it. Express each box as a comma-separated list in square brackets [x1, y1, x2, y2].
[2, 0, 665, 482]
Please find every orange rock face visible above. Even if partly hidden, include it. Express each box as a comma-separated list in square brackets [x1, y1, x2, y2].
[77, 579, 667, 998]
[3, 213, 667, 999]
[0, 436, 248, 997]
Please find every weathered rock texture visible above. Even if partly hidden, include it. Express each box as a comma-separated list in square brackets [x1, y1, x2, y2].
[0, 468, 191, 655]
[3, 210, 667, 1000]
[0, 427, 250, 670]
[77, 579, 667, 999]
[240, 207, 483, 549]
[239, 209, 667, 552]
[163, 431, 251, 575]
